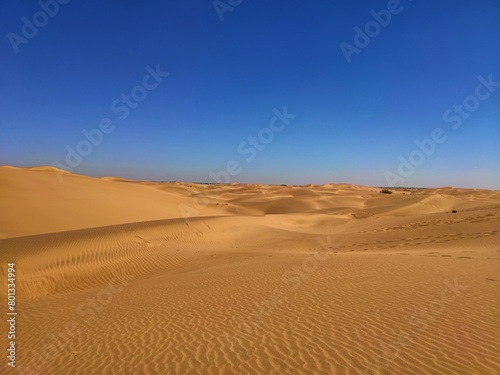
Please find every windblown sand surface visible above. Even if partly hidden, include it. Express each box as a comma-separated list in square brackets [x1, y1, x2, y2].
[0, 166, 499, 374]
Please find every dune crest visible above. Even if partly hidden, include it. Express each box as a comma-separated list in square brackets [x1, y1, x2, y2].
[1, 166, 499, 374]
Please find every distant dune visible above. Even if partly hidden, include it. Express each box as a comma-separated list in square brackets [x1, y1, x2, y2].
[0, 166, 499, 374]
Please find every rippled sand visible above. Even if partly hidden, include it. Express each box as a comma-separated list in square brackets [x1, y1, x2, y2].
[0, 166, 499, 374]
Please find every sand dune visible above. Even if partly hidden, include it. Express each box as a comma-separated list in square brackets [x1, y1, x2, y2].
[0, 166, 499, 374]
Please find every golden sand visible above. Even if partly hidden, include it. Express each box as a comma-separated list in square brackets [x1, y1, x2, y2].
[0, 166, 499, 374]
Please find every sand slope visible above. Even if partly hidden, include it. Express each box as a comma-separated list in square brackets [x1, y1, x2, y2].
[0, 167, 499, 374]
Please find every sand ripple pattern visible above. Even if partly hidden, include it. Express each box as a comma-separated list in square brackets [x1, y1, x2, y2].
[0, 171, 499, 374]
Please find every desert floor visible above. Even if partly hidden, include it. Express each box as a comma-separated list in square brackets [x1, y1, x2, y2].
[0, 166, 499, 375]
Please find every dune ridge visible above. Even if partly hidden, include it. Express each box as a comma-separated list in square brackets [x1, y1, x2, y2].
[0, 166, 499, 374]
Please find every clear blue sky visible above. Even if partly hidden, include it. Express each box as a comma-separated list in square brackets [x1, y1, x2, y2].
[1, 0, 499, 188]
